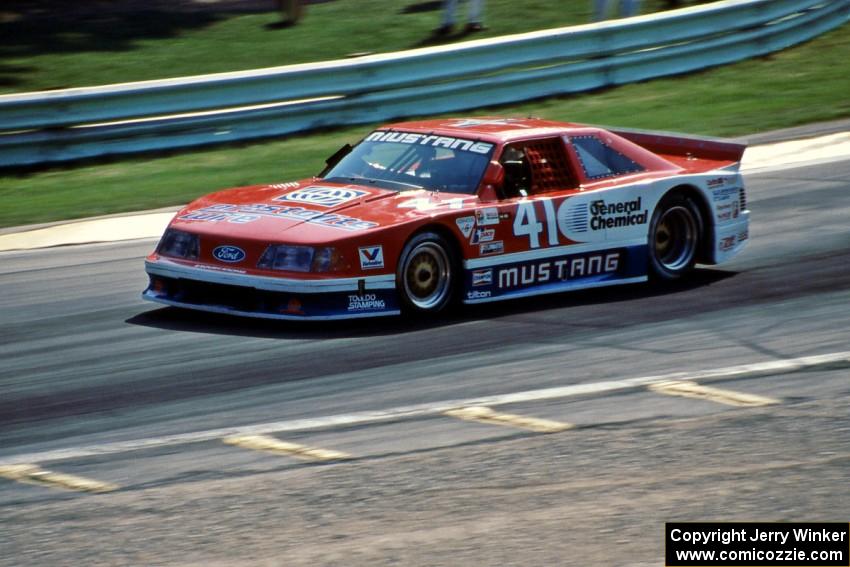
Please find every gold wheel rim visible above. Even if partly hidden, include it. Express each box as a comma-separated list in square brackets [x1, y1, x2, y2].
[401, 241, 451, 310]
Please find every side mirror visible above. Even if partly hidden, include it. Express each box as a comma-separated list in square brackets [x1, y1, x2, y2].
[318, 143, 353, 177]
[478, 161, 505, 201]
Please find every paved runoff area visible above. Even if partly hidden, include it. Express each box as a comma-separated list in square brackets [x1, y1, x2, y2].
[1, 128, 849, 252]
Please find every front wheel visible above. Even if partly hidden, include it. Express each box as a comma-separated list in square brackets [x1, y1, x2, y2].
[648, 193, 702, 280]
[397, 232, 456, 315]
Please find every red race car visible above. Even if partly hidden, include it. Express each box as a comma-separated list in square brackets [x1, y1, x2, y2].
[143, 117, 749, 320]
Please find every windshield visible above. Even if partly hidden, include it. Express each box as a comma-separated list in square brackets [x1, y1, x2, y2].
[322, 130, 495, 194]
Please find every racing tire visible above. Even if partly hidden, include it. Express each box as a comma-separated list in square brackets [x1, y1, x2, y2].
[397, 232, 457, 315]
[648, 193, 703, 281]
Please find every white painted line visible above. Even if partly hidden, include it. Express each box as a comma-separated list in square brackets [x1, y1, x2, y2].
[0, 464, 118, 493]
[0, 351, 847, 466]
[648, 380, 780, 407]
[445, 406, 573, 433]
[223, 435, 351, 461]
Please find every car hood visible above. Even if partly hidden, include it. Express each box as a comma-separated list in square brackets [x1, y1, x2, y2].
[169, 179, 476, 244]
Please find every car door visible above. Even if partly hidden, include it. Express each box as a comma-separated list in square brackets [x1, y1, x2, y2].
[500, 136, 593, 252]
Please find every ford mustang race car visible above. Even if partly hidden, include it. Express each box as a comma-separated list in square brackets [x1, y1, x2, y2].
[143, 117, 749, 320]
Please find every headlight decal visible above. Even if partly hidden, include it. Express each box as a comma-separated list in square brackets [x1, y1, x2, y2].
[157, 229, 200, 260]
[258, 245, 344, 273]
[258, 245, 315, 272]
[312, 247, 344, 272]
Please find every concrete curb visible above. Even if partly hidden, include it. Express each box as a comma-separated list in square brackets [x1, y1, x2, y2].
[0, 212, 178, 252]
[0, 205, 181, 237]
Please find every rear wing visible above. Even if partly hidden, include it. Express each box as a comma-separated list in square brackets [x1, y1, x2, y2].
[608, 126, 747, 171]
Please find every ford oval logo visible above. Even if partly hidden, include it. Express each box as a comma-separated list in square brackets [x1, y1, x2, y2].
[212, 245, 246, 263]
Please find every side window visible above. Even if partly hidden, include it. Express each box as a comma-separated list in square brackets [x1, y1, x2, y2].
[499, 138, 575, 198]
[571, 136, 644, 180]
[499, 144, 532, 198]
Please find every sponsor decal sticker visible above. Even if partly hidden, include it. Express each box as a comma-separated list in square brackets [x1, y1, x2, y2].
[366, 131, 493, 155]
[497, 252, 621, 290]
[301, 211, 378, 231]
[347, 293, 387, 311]
[588, 197, 648, 230]
[212, 245, 246, 263]
[707, 177, 726, 188]
[275, 186, 368, 207]
[719, 235, 737, 252]
[455, 216, 475, 238]
[179, 208, 259, 224]
[714, 188, 742, 221]
[476, 207, 500, 226]
[179, 204, 378, 231]
[466, 290, 492, 300]
[712, 186, 740, 202]
[470, 227, 495, 244]
[480, 241, 504, 256]
[472, 269, 493, 287]
[716, 202, 734, 221]
[193, 264, 247, 274]
[269, 181, 300, 190]
[716, 199, 741, 222]
[358, 245, 384, 270]
[282, 298, 304, 315]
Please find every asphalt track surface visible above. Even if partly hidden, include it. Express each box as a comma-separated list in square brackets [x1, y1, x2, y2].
[1, 157, 849, 566]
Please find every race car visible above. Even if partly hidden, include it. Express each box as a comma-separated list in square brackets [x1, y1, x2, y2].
[143, 117, 749, 320]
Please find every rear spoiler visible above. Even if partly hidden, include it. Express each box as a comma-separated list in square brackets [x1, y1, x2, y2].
[608, 126, 747, 165]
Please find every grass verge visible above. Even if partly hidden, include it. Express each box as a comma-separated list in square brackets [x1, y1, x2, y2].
[1, 21, 848, 229]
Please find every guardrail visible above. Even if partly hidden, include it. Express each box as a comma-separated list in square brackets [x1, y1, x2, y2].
[0, 0, 848, 167]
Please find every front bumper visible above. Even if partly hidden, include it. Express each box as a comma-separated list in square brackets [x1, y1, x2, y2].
[143, 258, 400, 320]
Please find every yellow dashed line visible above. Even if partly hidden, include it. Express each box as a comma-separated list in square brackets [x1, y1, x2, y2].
[648, 380, 780, 407]
[444, 406, 573, 433]
[0, 464, 118, 493]
[223, 434, 351, 461]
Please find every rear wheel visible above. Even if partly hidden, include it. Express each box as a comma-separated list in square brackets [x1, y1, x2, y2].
[648, 193, 702, 280]
[397, 232, 456, 314]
